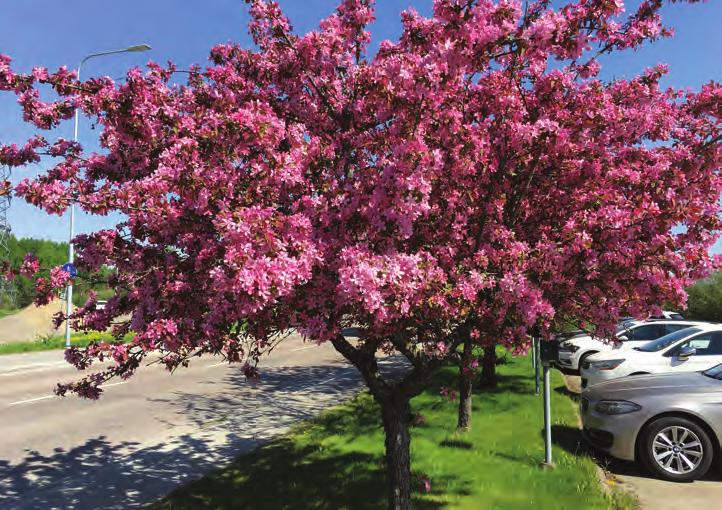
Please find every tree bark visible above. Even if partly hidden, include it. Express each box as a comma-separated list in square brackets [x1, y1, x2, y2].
[480, 344, 497, 389]
[379, 395, 413, 510]
[456, 339, 473, 431]
[329, 333, 452, 510]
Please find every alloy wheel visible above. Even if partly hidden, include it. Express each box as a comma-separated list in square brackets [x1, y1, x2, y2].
[652, 426, 704, 475]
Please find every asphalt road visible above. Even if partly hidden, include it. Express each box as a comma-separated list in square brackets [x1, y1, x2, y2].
[564, 374, 722, 509]
[0, 335, 368, 510]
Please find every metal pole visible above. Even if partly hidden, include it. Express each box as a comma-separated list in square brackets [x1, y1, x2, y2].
[63, 45, 150, 350]
[64, 61, 82, 351]
[543, 363, 552, 466]
[531, 335, 536, 370]
[534, 338, 540, 395]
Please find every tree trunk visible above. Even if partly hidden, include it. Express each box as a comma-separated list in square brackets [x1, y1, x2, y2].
[379, 395, 413, 510]
[480, 344, 497, 389]
[457, 340, 473, 431]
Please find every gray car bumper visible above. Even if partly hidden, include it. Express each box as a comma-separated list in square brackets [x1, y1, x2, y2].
[580, 397, 646, 462]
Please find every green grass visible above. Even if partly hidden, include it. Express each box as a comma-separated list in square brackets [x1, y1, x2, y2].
[0, 307, 18, 319]
[153, 357, 636, 510]
[0, 331, 134, 355]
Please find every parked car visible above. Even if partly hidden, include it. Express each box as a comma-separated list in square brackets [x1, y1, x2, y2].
[581, 365, 722, 482]
[580, 324, 722, 388]
[557, 319, 704, 373]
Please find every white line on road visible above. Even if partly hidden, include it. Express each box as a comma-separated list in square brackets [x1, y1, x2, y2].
[0, 361, 69, 377]
[6, 381, 127, 407]
[8, 394, 57, 406]
[103, 381, 127, 389]
[290, 345, 318, 352]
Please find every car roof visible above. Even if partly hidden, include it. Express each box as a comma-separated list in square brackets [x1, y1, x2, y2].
[629, 319, 708, 327]
[683, 322, 722, 332]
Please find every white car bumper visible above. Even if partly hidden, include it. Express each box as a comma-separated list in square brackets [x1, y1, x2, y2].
[557, 349, 582, 370]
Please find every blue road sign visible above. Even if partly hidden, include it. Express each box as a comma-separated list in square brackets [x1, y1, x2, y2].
[61, 263, 78, 278]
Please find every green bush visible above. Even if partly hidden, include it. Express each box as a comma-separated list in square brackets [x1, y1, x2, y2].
[686, 270, 722, 322]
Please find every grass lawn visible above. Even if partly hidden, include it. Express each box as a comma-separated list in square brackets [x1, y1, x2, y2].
[0, 331, 133, 355]
[153, 355, 635, 510]
[0, 308, 17, 319]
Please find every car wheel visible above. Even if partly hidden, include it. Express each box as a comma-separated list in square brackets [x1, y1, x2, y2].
[640, 417, 714, 482]
[577, 351, 598, 372]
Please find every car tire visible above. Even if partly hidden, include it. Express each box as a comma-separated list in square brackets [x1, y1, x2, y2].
[640, 417, 714, 482]
[577, 351, 598, 372]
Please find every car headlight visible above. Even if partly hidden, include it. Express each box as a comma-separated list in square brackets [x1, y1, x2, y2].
[594, 400, 641, 415]
[590, 359, 625, 370]
[560, 341, 580, 353]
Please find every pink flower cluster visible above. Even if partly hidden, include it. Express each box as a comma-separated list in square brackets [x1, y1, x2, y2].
[19, 253, 40, 277]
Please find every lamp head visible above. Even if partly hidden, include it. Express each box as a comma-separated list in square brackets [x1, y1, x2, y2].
[126, 44, 151, 52]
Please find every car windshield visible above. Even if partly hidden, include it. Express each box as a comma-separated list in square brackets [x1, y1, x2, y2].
[635, 327, 702, 352]
[702, 364, 722, 381]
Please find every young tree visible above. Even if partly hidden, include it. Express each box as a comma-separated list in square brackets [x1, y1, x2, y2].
[1, 1, 720, 508]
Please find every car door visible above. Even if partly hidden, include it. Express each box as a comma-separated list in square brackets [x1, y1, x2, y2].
[620, 323, 667, 349]
[664, 332, 722, 373]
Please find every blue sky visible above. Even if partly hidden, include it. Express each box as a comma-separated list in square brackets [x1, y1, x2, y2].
[0, 0, 720, 253]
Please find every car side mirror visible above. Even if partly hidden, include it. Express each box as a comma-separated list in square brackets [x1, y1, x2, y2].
[618, 335, 628, 341]
[678, 346, 696, 359]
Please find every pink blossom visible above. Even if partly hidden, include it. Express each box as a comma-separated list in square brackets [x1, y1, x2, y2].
[19, 253, 40, 277]
[49, 266, 70, 289]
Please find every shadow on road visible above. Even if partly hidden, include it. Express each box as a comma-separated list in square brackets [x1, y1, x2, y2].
[0, 363, 371, 510]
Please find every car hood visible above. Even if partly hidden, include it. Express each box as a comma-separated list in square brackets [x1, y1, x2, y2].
[584, 371, 719, 399]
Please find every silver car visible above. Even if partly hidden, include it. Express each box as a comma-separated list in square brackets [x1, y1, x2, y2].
[581, 364, 722, 481]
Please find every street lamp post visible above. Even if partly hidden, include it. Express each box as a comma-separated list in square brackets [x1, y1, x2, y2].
[64, 44, 151, 350]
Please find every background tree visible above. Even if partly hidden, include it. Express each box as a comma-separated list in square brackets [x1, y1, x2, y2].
[0, 236, 113, 311]
[1, 1, 720, 508]
[685, 270, 722, 322]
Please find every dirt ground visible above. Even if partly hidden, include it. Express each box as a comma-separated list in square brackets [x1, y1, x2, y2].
[564, 374, 722, 509]
[0, 303, 64, 344]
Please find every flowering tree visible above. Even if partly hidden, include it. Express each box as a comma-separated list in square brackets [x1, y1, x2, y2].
[1, 0, 720, 508]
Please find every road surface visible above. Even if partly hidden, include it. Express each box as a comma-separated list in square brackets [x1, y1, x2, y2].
[0, 335, 368, 509]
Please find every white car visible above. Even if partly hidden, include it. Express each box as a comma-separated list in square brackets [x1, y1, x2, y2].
[557, 319, 703, 372]
[581, 324, 722, 388]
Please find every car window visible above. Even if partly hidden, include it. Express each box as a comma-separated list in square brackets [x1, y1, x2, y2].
[624, 324, 666, 342]
[703, 364, 722, 380]
[689, 339, 711, 350]
[695, 332, 722, 355]
[670, 313, 684, 320]
[665, 323, 691, 335]
[667, 332, 722, 356]
[637, 327, 702, 352]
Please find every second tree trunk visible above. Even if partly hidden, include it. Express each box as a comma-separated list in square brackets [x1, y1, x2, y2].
[457, 340, 473, 431]
[480, 344, 498, 389]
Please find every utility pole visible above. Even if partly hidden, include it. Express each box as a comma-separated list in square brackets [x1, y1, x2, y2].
[0, 165, 15, 307]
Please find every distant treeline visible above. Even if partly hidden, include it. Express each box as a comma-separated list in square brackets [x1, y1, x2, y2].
[685, 270, 722, 323]
[1, 236, 113, 310]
